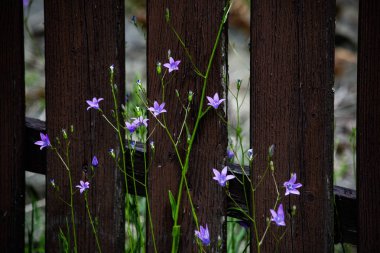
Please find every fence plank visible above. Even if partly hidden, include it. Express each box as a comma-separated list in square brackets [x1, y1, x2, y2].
[250, 0, 335, 252]
[147, 0, 228, 251]
[44, 1, 125, 252]
[0, 1, 25, 252]
[357, 1, 380, 251]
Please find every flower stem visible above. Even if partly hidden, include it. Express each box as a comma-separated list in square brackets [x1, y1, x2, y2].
[84, 193, 102, 253]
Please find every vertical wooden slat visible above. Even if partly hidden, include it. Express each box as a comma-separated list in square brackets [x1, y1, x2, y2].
[357, 1, 380, 252]
[250, 0, 334, 252]
[147, 0, 227, 251]
[0, 0, 25, 252]
[44, 1, 125, 252]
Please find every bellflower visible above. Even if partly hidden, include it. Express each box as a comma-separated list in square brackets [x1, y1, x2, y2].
[163, 57, 181, 73]
[148, 101, 167, 116]
[270, 204, 286, 226]
[206, 93, 225, 109]
[132, 116, 149, 127]
[50, 179, 56, 188]
[247, 148, 253, 160]
[92, 156, 98, 167]
[34, 133, 51, 150]
[227, 149, 234, 159]
[212, 166, 235, 187]
[76, 180, 90, 194]
[125, 121, 138, 133]
[195, 224, 210, 246]
[283, 173, 302, 195]
[86, 97, 104, 110]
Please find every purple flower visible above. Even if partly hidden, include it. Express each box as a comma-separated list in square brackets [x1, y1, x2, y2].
[92, 156, 98, 167]
[212, 166, 235, 187]
[206, 93, 225, 109]
[23, 0, 29, 7]
[125, 121, 138, 133]
[86, 97, 104, 110]
[132, 116, 149, 127]
[34, 133, 51, 150]
[50, 179, 56, 187]
[76, 180, 90, 194]
[247, 148, 253, 160]
[283, 173, 302, 196]
[270, 204, 286, 226]
[227, 149, 234, 159]
[195, 224, 210, 246]
[148, 101, 167, 116]
[163, 57, 181, 73]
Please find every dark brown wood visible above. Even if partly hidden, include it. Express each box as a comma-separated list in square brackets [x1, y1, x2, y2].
[334, 186, 357, 245]
[250, 0, 335, 252]
[44, 1, 125, 252]
[147, 0, 228, 251]
[357, 1, 380, 251]
[0, 1, 25, 252]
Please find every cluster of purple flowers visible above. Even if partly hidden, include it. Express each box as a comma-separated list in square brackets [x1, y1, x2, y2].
[35, 55, 304, 248]
[125, 116, 149, 134]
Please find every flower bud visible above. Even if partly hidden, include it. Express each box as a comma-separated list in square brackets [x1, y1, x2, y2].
[92, 156, 98, 167]
[236, 79, 242, 90]
[188, 90, 194, 102]
[165, 8, 170, 22]
[270, 161, 275, 171]
[150, 141, 155, 150]
[62, 129, 68, 140]
[156, 62, 162, 75]
[291, 205, 297, 216]
[247, 148, 253, 161]
[268, 144, 275, 158]
[108, 149, 115, 159]
[50, 179, 56, 188]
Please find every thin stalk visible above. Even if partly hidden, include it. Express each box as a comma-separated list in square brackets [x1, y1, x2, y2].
[144, 149, 158, 253]
[84, 194, 102, 253]
[108, 70, 135, 250]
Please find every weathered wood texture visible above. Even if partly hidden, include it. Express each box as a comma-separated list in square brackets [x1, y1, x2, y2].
[0, 1, 25, 252]
[357, 1, 380, 251]
[250, 0, 335, 252]
[147, 0, 228, 251]
[44, 1, 125, 252]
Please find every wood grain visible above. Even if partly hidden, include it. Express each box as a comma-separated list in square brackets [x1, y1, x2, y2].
[357, 1, 380, 251]
[147, 0, 228, 251]
[44, 1, 125, 251]
[250, 0, 335, 252]
[0, 0, 25, 251]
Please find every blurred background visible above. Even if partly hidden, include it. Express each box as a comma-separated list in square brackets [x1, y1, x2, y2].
[23, 0, 357, 252]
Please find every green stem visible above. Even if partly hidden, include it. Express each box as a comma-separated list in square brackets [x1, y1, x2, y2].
[144, 150, 158, 253]
[170, 4, 231, 251]
[85, 194, 102, 253]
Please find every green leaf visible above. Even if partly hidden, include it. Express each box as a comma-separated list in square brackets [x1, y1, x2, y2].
[165, 8, 170, 23]
[168, 190, 177, 221]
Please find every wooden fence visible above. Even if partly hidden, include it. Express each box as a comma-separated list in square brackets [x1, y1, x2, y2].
[0, 0, 379, 252]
